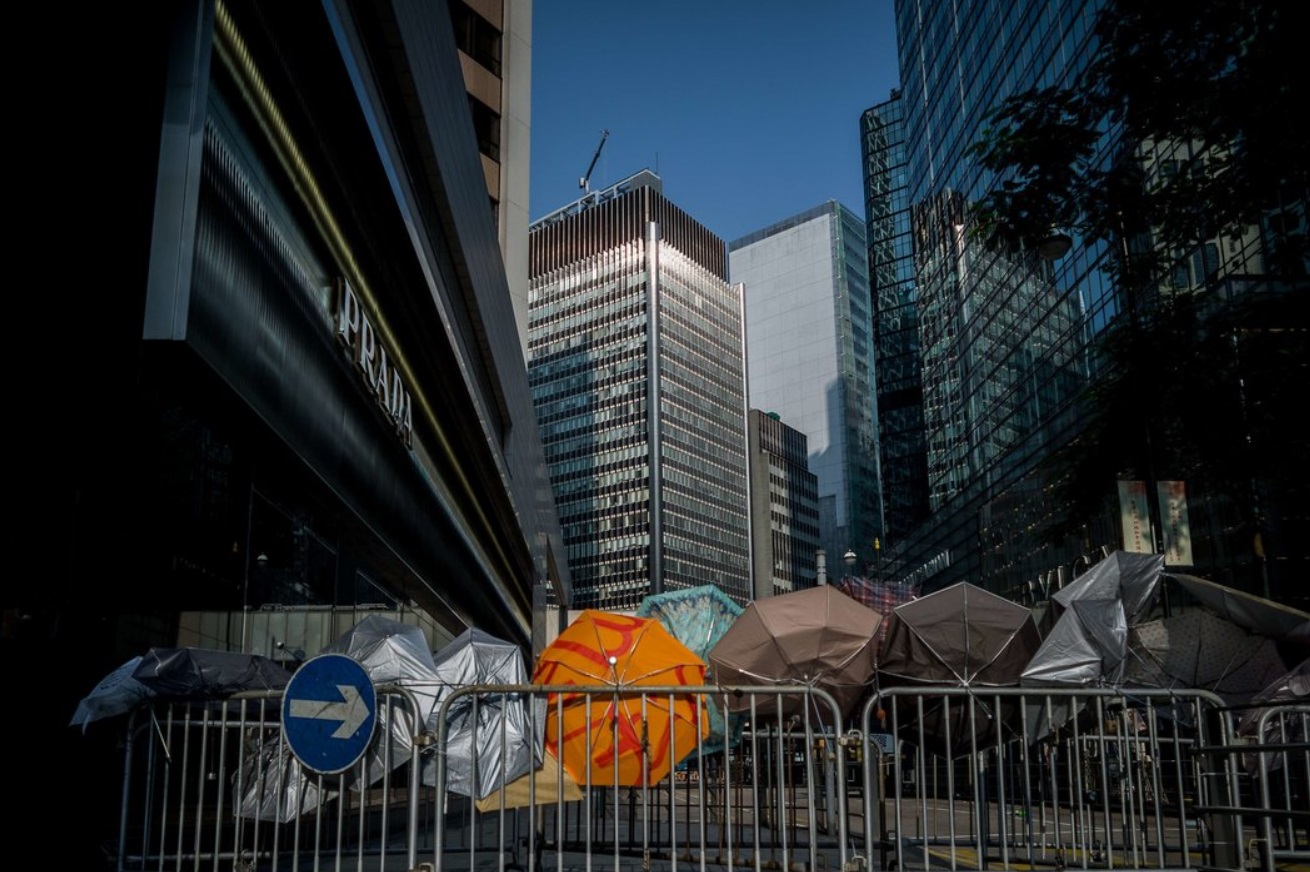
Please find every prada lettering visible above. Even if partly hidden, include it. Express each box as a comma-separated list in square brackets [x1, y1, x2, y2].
[336, 279, 414, 447]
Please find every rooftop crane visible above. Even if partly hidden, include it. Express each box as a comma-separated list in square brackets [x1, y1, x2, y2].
[579, 129, 609, 193]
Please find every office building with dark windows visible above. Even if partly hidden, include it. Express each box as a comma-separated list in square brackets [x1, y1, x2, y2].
[872, 0, 1307, 605]
[864, 1, 1110, 594]
[748, 410, 821, 598]
[528, 171, 752, 610]
[729, 202, 885, 576]
[861, 92, 931, 546]
[11, 3, 568, 860]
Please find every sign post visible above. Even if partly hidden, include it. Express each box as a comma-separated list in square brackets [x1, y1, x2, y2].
[282, 653, 377, 775]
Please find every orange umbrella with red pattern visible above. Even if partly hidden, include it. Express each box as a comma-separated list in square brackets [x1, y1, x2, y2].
[532, 610, 708, 787]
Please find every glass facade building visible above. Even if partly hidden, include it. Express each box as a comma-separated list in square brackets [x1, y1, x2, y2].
[876, 0, 1307, 604]
[12, 1, 567, 861]
[528, 172, 752, 610]
[861, 92, 931, 546]
[729, 202, 885, 573]
[871, 0, 1113, 592]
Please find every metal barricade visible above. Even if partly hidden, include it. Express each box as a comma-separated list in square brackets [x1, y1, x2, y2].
[858, 686, 1260, 872]
[427, 684, 856, 872]
[112, 685, 430, 872]
[110, 683, 858, 872]
[1199, 703, 1309, 872]
[108, 682, 1304, 872]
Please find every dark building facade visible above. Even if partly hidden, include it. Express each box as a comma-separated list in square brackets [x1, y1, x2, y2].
[861, 92, 931, 547]
[869, 0, 1308, 606]
[747, 410, 821, 598]
[10, 2, 567, 862]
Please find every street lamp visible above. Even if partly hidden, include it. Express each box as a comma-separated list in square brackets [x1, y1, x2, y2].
[843, 549, 857, 577]
[1036, 227, 1073, 261]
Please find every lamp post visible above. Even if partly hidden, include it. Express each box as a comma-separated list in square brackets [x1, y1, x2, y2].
[843, 549, 857, 578]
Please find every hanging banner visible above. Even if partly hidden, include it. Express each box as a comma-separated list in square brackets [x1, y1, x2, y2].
[1157, 480, 1194, 566]
[1117, 480, 1152, 554]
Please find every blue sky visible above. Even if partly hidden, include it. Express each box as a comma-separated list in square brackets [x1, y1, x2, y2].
[530, 1, 901, 247]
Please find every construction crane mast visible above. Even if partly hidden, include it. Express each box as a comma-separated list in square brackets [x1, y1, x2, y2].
[579, 129, 609, 193]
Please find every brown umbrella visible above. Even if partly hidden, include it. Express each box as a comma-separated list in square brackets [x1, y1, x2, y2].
[707, 584, 881, 720]
[877, 582, 1042, 753]
[879, 582, 1041, 687]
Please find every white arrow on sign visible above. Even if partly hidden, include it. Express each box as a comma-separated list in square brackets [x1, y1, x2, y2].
[288, 684, 369, 738]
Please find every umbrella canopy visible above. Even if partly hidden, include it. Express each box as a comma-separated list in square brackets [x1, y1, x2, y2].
[636, 584, 742, 662]
[637, 584, 744, 752]
[1022, 551, 1165, 687]
[878, 582, 1042, 753]
[1237, 657, 1310, 774]
[238, 616, 440, 820]
[1125, 609, 1292, 705]
[1050, 551, 1163, 625]
[236, 738, 334, 823]
[421, 628, 546, 800]
[321, 615, 442, 785]
[879, 582, 1041, 687]
[707, 584, 882, 720]
[532, 610, 708, 787]
[72, 647, 291, 732]
[1167, 572, 1310, 640]
[131, 647, 292, 698]
[473, 747, 583, 812]
[69, 655, 155, 732]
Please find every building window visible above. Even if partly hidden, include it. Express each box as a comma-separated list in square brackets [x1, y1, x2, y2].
[468, 95, 501, 162]
[450, 2, 502, 77]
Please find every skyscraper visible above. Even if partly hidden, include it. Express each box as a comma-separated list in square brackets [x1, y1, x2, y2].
[861, 92, 931, 545]
[873, 0, 1307, 603]
[865, 0, 1107, 592]
[528, 171, 751, 609]
[729, 202, 885, 573]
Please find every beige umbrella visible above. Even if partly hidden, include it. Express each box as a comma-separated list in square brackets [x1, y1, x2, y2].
[473, 747, 583, 812]
[707, 584, 882, 720]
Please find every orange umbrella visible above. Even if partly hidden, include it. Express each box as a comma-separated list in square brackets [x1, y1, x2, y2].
[532, 610, 709, 787]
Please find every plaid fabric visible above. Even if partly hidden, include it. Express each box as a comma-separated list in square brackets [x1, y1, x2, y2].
[834, 576, 920, 657]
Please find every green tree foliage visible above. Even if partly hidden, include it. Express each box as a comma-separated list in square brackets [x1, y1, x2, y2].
[966, 0, 1310, 547]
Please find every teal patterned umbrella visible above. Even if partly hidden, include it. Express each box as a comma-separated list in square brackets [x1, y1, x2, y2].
[636, 584, 745, 754]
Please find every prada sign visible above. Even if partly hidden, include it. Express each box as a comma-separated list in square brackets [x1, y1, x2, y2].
[335, 278, 414, 447]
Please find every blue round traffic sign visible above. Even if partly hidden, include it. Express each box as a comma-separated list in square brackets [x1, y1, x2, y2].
[282, 654, 378, 775]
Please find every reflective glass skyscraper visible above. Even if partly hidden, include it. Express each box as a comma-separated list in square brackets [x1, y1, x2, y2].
[862, 92, 931, 545]
[867, 0, 1310, 605]
[864, 1, 1106, 592]
[528, 171, 751, 609]
[729, 202, 884, 573]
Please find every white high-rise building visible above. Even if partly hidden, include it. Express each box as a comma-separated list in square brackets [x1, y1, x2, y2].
[528, 171, 751, 610]
[730, 202, 885, 574]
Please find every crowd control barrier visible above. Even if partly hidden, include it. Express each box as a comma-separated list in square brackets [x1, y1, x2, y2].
[105, 684, 1306, 872]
